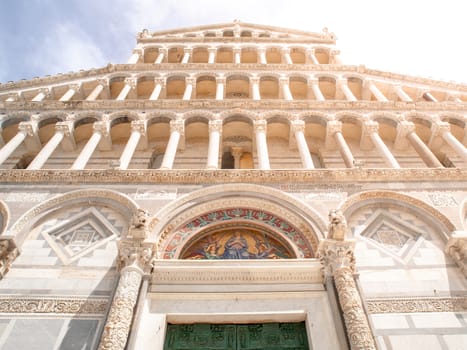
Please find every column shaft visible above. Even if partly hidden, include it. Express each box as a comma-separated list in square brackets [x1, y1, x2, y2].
[281, 82, 293, 100]
[215, 80, 224, 100]
[181, 52, 190, 64]
[149, 83, 162, 100]
[407, 132, 443, 168]
[295, 130, 314, 169]
[252, 81, 261, 100]
[206, 126, 221, 169]
[71, 132, 102, 170]
[341, 84, 357, 101]
[370, 132, 401, 168]
[160, 130, 180, 169]
[183, 82, 193, 100]
[334, 132, 355, 168]
[117, 84, 132, 101]
[255, 124, 270, 169]
[98, 268, 143, 350]
[311, 82, 325, 101]
[86, 84, 104, 101]
[155, 52, 165, 64]
[334, 267, 377, 350]
[59, 88, 76, 102]
[32, 92, 46, 102]
[208, 49, 216, 63]
[27, 132, 64, 170]
[442, 131, 467, 163]
[0, 131, 27, 166]
[234, 50, 241, 64]
[119, 131, 141, 170]
[368, 82, 388, 101]
[128, 52, 140, 64]
[259, 50, 267, 64]
[394, 86, 412, 102]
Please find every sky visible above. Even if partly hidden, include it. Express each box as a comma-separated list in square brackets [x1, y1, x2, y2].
[0, 0, 466, 84]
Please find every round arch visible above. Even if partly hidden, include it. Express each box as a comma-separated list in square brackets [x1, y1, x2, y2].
[152, 184, 327, 259]
[338, 190, 457, 239]
[6, 189, 139, 248]
[0, 200, 9, 236]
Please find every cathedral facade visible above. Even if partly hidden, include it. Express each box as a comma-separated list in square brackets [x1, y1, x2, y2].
[0, 22, 466, 349]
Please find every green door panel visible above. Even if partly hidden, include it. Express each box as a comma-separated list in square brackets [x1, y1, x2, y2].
[164, 322, 309, 350]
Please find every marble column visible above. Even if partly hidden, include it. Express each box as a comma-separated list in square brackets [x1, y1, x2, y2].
[392, 85, 413, 102]
[59, 84, 81, 102]
[366, 81, 388, 102]
[280, 77, 293, 100]
[0, 129, 27, 166]
[251, 77, 261, 100]
[119, 120, 147, 170]
[422, 91, 438, 102]
[128, 49, 142, 64]
[98, 235, 155, 350]
[5, 93, 18, 102]
[309, 79, 325, 101]
[215, 77, 225, 100]
[206, 120, 222, 169]
[86, 80, 108, 101]
[338, 79, 357, 101]
[32, 88, 50, 102]
[71, 121, 109, 170]
[330, 50, 343, 64]
[183, 78, 195, 100]
[306, 48, 320, 64]
[362, 121, 400, 168]
[258, 48, 267, 64]
[181, 48, 192, 64]
[27, 122, 73, 170]
[254, 120, 270, 169]
[117, 78, 137, 101]
[160, 120, 184, 170]
[397, 122, 443, 168]
[154, 48, 167, 64]
[291, 120, 314, 169]
[431, 122, 467, 163]
[208, 48, 217, 63]
[281, 48, 293, 64]
[231, 147, 243, 169]
[149, 78, 165, 101]
[319, 214, 377, 350]
[233, 47, 241, 64]
[326, 121, 355, 168]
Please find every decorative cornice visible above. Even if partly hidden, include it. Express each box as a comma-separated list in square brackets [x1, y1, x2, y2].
[366, 296, 467, 314]
[0, 296, 108, 315]
[2, 99, 465, 112]
[2, 64, 467, 94]
[0, 168, 466, 184]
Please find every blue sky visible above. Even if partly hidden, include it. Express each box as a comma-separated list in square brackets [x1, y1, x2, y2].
[1, 0, 466, 84]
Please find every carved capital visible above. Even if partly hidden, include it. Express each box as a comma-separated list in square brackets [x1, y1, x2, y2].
[131, 120, 147, 135]
[55, 121, 74, 137]
[279, 77, 289, 85]
[18, 122, 37, 137]
[216, 77, 226, 85]
[250, 77, 260, 85]
[326, 120, 342, 135]
[291, 120, 305, 133]
[154, 77, 166, 86]
[362, 121, 379, 136]
[117, 241, 156, 274]
[124, 78, 137, 89]
[396, 121, 415, 136]
[0, 239, 19, 279]
[281, 47, 291, 54]
[97, 78, 109, 87]
[170, 119, 184, 134]
[446, 233, 467, 277]
[431, 122, 450, 137]
[183, 47, 193, 54]
[253, 120, 267, 133]
[93, 121, 110, 137]
[318, 239, 356, 276]
[68, 83, 81, 91]
[209, 119, 223, 133]
[185, 77, 196, 86]
[207, 47, 217, 54]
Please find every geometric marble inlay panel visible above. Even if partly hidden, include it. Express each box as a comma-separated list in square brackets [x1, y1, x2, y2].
[42, 208, 119, 265]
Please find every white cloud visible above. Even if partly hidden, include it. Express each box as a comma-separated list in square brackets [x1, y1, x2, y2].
[31, 23, 107, 77]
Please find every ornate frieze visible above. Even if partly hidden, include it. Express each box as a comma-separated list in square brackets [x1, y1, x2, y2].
[0, 296, 108, 315]
[367, 296, 467, 314]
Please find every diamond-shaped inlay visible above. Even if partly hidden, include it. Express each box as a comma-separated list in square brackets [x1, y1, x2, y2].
[42, 208, 119, 264]
[357, 209, 426, 264]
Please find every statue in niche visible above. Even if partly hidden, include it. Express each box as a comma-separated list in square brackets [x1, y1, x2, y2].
[327, 209, 347, 241]
[0, 239, 18, 279]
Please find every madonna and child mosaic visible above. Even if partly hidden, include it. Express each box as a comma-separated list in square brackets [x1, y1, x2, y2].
[163, 208, 314, 259]
[182, 230, 293, 259]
